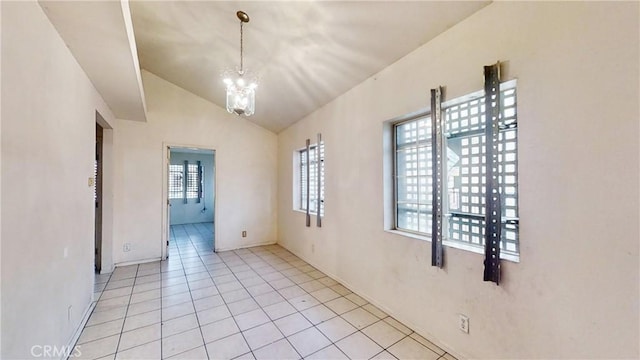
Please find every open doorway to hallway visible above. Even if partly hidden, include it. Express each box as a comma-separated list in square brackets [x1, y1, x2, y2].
[166, 147, 216, 257]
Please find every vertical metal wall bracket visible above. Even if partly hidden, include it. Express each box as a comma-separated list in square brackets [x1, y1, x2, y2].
[196, 161, 202, 203]
[316, 133, 322, 228]
[305, 139, 311, 227]
[431, 87, 444, 268]
[483, 63, 502, 284]
[183, 160, 188, 204]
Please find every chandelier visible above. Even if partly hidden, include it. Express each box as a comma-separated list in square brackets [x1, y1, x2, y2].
[223, 11, 257, 117]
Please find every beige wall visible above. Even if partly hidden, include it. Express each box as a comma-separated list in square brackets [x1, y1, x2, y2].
[1, 2, 116, 358]
[277, 2, 639, 359]
[112, 71, 278, 265]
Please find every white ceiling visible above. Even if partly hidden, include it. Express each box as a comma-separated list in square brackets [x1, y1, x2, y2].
[130, 1, 489, 133]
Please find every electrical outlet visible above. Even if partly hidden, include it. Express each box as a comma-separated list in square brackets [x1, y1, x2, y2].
[311, 244, 315, 253]
[459, 314, 469, 333]
[123, 243, 131, 252]
[242, 231, 247, 237]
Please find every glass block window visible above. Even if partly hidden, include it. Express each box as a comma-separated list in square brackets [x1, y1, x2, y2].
[300, 142, 324, 216]
[169, 164, 184, 199]
[393, 81, 519, 257]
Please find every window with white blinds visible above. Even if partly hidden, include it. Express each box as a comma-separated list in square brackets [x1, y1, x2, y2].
[299, 142, 325, 216]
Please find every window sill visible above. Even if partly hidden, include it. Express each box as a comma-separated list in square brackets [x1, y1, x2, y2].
[293, 209, 324, 218]
[384, 229, 520, 263]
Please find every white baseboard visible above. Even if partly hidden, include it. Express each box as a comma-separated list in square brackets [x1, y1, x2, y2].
[215, 241, 277, 252]
[114, 257, 162, 268]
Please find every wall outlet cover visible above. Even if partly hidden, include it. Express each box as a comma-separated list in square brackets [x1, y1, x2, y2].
[459, 314, 469, 333]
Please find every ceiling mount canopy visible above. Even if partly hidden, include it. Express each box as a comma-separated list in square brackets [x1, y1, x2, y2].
[222, 10, 257, 117]
[236, 10, 249, 23]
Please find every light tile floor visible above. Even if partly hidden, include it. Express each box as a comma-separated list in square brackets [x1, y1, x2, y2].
[83, 223, 457, 360]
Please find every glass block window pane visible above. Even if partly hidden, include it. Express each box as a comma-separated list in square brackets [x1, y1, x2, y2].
[394, 115, 432, 234]
[186, 164, 201, 199]
[445, 83, 519, 256]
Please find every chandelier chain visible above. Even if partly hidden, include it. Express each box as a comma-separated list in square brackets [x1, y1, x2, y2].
[240, 21, 244, 73]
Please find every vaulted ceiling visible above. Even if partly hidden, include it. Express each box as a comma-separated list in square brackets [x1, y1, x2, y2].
[129, 1, 489, 133]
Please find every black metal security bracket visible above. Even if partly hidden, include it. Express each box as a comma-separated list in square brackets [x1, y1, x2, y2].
[183, 160, 188, 204]
[483, 63, 502, 284]
[316, 133, 322, 228]
[197, 161, 202, 203]
[431, 87, 444, 268]
[305, 139, 311, 227]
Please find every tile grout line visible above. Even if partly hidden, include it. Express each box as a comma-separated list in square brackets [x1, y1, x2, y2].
[188, 238, 436, 360]
[186, 222, 264, 360]
[244, 245, 335, 359]
[113, 264, 140, 358]
[246, 245, 409, 360]
[227, 246, 329, 358]
[71, 270, 117, 350]
[184, 224, 295, 358]
[262, 248, 448, 358]
[165, 222, 242, 359]
[174, 240, 400, 360]
[218, 246, 305, 359]
[276, 249, 416, 358]
[228, 245, 348, 359]
[248, 246, 355, 360]
[229, 241, 445, 359]
[158, 225, 173, 359]
[168, 223, 211, 359]
[251, 246, 355, 353]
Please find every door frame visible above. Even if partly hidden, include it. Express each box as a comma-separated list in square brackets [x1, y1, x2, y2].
[95, 123, 103, 272]
[161, 142, 217, 259]
[95, 111, 114, 274]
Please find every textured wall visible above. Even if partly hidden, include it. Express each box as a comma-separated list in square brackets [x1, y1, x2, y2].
[277, 2, 639, 358]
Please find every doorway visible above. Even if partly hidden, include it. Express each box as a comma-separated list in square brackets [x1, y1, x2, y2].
[165, 147, 216, 257]
[95, 123, 103, 272]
